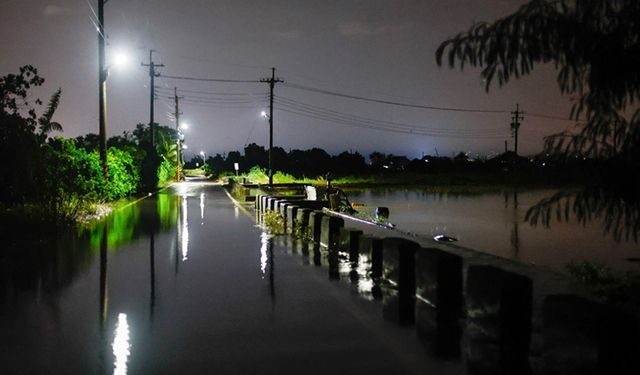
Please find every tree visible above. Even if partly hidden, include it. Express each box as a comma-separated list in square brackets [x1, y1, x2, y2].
[37, 88, 62, 141]
[436, 0, 640, 164]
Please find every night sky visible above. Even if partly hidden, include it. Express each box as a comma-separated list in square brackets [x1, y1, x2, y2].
[0, 0, 575, 159]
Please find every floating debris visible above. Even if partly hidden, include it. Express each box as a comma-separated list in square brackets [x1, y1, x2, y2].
[433, 234, 458, 242]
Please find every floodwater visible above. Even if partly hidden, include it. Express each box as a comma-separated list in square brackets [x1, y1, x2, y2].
[0, 183, 464, 375]
[345, 188, 640, 272]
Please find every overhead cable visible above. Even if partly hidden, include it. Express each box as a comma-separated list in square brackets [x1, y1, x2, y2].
[283, 82, 510, 114]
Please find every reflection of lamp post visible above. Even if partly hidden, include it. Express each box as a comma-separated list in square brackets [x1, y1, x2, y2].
[200, 151, 206, 172]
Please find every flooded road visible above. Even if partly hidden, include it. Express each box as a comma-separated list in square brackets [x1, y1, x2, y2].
[0, 183, 463, 374]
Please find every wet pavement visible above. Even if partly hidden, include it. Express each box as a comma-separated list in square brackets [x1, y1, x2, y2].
[0, 182, 464, 374]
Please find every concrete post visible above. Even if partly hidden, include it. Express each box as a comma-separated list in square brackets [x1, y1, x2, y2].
[295, 208, 311, 238]
[339, 228, 362, 261]
[286, 205, 299, 234]
[415, 247, 463, 358]
[308, 211, 325, 243]
[465, 265, 533, 375]
[320, 216, 344, 249]
[381, 237, 420, 325]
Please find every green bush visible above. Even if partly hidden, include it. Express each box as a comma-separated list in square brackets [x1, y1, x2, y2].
[157, 158, 176, 187]
[263, 210, 285, 234]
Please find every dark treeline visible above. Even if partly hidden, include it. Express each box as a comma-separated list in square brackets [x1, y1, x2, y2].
[192, 143, 594, 184]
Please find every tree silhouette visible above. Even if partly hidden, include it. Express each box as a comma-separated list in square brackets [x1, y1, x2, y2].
[436, 0, 640, 163]
[37, 88, 62, 141]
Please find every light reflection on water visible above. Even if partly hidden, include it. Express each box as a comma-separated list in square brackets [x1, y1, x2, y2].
[180, 195, 189, 262]
[112, 313, 130, 375]
[200, 192, 205, 223]
[260, 232, 271, 277]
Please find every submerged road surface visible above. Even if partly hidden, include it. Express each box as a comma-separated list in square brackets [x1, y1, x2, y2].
[1, 183, 464, 374]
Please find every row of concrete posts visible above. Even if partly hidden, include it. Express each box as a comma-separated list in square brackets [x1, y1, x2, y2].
[255, 193, 639, 375]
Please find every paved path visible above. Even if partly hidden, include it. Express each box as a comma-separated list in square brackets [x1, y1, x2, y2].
[1, 183, 464, 374]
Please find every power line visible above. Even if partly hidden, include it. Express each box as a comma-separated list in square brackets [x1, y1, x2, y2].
[275, 95, 506, 133]
[525, 111, 579, 122]
[159, 74, 261, 83]
[155, 87, 266, 97]
[279, 107, 509, 138]
[282, 82, 511, 114]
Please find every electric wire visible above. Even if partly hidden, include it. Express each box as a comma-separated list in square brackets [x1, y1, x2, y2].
[275, 95, 507, 134]
[159, 74, 261, 83]
[278, 107, 509, 138]
[282, 82, 511, 114]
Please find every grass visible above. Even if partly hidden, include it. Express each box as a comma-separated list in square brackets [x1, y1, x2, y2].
[233, 166, 566, 192]
[184, 168, 208, 177]
[566, 261, 640, 308]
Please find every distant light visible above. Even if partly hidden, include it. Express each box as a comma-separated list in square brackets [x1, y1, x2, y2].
[200, 151, 205, 156]
[181, 123, 189, 130]
[182, 144, 188, 149]
[261, 111, 268, 118]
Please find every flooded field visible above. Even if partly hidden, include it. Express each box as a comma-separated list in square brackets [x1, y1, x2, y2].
[344, 188, 640, 272]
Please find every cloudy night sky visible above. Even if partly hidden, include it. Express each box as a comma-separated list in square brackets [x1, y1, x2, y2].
[0, 0, 576, 159]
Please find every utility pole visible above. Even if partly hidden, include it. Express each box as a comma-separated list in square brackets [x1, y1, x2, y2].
[173, 87, 183, 180]
[260, 68, 283, 187]
[510, 104, 524, 156]
[142, 50, 164, 146]
[98, 0, 108, 178]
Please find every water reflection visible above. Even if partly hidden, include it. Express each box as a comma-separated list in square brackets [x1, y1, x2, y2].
[149, 233, 156, 321]
[112, 313, 131, 375]
[504, 190, 521, 258]
[200, 192, 205, 223]
[259, 232, 276, 305]
[179, 196, 189, 262]
[345, 187, 640, 271]
[526, 185, 640, 244]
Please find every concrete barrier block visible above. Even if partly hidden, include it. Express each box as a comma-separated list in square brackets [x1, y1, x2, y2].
[286, 205, 299, 234]
[358, 235, 383, 279]
[267, 197, 276, 212]
[295, 208, 311, 237]
[320, 216, 344, 248]
[261, 196, 268, 214]
[308, 211, 325, 243]
[415, 247, 463, 358]
[381, 237, 420, 325]
[465, 265, 533, 375]
[339, 228, 362, 261]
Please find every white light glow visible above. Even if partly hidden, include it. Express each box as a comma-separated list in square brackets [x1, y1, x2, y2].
[180, 196, 189, 261]
[112, 313, 130, 375]
[112, 51, 130, 69]
[261, 111, 268, 118]
[260, 232, 272, 277]
[200, 192, 205, 222]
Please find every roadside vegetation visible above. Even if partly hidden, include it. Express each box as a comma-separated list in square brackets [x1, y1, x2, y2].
[0, 66, 182, 236]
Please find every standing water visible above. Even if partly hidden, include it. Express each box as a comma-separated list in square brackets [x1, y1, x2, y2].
[345, 188, 640, 272]
[0, 183, 464, 375]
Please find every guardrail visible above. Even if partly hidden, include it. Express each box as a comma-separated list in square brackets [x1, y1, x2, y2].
[254, 192, 639, 375]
